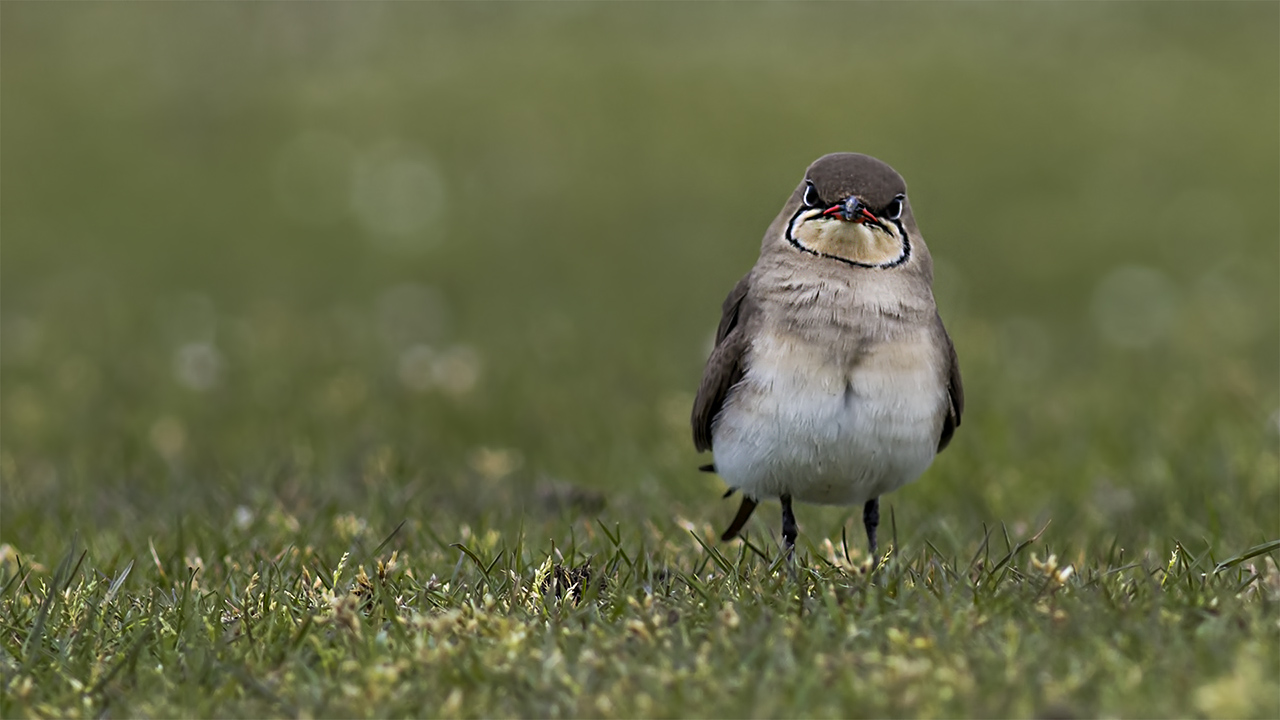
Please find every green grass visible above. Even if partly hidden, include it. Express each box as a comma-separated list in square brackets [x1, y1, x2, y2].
[3, 3, 1278, 718]
[4, 524, 1278, 717]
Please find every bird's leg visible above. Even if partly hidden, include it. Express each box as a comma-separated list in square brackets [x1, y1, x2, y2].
[863, 497, 880, 559]
[780, 494, 797, 556]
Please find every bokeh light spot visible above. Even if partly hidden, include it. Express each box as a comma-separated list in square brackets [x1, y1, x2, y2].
[174, 342, 223, 391]
[1091, 265, 1177, 349]
[350, 142, 446, 250]
[467, 447, 523, 481]
[149, 416, 187, 462]
[432, 345, 481, 396]
[233, 506, 255, 530]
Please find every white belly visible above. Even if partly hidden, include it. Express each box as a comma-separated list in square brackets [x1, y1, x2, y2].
[711, 330, 947, 506]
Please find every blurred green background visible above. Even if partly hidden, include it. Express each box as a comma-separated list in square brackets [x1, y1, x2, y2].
[3, 2, 1277, 556]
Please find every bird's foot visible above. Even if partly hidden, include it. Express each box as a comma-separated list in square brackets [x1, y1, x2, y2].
[863, 497, 880, 561]
[780, 493, 799, 568]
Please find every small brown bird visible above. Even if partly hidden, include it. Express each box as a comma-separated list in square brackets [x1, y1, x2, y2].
[692, 153, 963, 557]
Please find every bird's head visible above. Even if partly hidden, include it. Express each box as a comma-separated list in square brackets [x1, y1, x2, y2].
[785, 153, 912, 268]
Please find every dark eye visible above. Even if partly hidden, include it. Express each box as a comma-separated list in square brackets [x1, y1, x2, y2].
[802, 182, 822, 208]
[885, 194, 905, 220]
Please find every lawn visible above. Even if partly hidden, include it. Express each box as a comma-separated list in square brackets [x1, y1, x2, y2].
[2, 3, 1278, 717]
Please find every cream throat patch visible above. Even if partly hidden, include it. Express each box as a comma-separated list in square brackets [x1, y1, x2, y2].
[785, 206, 910, 268]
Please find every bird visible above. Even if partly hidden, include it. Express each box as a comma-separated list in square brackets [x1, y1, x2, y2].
[691, 152, 963, 559]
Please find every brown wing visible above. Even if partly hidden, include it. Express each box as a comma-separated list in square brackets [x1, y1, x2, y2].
[691, 274, 752, 452]
[936, 328, 964, 452]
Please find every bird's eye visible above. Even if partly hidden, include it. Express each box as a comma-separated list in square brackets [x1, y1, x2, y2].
[885, 194, 905, 221]
[802, 182, 822, 208]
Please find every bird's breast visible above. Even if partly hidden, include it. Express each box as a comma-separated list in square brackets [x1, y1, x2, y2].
[711, 325, 948, 505]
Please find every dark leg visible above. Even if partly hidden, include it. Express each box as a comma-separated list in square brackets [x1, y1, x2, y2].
[862, 497, 880, 558]
[720, 497, 758, 542]
[780, 494, 797, 554]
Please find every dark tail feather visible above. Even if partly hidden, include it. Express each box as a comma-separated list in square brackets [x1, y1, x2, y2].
[720, 497, 758, 542]
[699, 463, 716, 473]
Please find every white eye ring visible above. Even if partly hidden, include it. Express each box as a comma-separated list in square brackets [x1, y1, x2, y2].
[802, 182, 821, 208]
[886, 194, 905, 220]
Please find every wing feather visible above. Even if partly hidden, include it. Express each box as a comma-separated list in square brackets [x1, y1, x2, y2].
[936, 328, 964, 452]
[691, 274, 752, 453]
